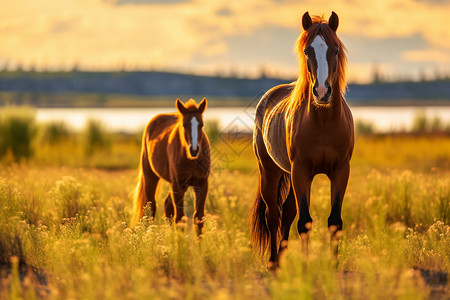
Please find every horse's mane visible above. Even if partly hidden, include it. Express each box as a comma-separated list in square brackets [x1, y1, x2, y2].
[287, 14, 348, 110]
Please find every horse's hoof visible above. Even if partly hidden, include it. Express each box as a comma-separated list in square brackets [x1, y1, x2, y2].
[195, 227, 203, 237]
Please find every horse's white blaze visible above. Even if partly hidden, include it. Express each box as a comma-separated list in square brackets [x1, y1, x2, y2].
[311, 35, 328, 88]
[191, 116, 199, 150]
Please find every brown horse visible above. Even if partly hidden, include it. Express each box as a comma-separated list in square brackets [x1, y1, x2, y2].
[251, 12, 354, 267]
[131, 98, 210, 234]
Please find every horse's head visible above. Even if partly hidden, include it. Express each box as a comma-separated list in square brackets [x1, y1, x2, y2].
[300, 12, 346, 105]
[176, 98, 207, 159]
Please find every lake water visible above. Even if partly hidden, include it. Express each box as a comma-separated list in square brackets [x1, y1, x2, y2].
[35, 106, 450, 133]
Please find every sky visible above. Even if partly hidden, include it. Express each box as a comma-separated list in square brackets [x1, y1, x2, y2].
[1, 0, 450, 83]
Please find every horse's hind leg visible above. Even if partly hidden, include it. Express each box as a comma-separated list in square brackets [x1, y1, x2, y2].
[278, 187, 296, 256]
[254, 128, 284, 268]
[141, 164, 159, 219]
[260, 167, 283, 268]
[132, 159, 159, 226]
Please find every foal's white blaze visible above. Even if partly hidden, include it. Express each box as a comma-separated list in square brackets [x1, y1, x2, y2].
[311, 35, 328, 90]
[190, 116, 199, 150]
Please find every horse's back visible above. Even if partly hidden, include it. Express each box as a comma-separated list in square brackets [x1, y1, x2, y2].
[255, 84, 294, 131]
[254, 84, 294, 173]
[145, 113, 179, 140]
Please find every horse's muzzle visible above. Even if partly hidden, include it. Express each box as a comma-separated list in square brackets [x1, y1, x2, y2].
[313, 85, 332, 104]
[189, 146, 199, 157]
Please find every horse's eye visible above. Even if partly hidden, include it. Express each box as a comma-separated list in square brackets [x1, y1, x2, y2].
[335, 49, 339, 56]
[303, 49, 307, 55]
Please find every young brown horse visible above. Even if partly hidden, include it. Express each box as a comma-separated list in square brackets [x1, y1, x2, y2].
[131, 98, 210, 234]
[251, 12, 354, 267]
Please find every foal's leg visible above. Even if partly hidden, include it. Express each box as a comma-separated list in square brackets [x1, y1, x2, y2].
[164, 194, 174, 220]
[291, 164, 313, 254]
[328, 162, 350, 257]
[170, 182, 188, 225]
[278, 187, 296, 256]
[193, 180, 208, 235]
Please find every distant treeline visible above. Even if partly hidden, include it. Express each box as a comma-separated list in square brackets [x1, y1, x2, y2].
[0, 70, 449, 106]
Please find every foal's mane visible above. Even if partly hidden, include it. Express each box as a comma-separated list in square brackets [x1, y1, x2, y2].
[180, 99, 201, 113]
[287, 14, 348, 110]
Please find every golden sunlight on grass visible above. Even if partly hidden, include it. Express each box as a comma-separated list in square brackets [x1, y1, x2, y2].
[0, 129, 449, 299]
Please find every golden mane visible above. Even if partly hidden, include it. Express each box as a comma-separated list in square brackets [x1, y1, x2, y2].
[287, 14, 348, 110]
[183, 99, 200, 112]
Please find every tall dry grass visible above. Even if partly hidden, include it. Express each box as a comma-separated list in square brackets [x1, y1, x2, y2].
[0, 106, 448, 299]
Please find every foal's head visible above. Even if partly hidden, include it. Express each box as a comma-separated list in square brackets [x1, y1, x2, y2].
[298, 12, 347, 105]
[176, 98, 207, 159]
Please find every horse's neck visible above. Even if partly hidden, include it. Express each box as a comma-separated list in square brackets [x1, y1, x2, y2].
[170, 123, 184, 147]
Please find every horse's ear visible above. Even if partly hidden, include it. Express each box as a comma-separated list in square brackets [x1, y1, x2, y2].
[302, 12, 312, 31]
[176, 98, 187, 114]
[198, 98, 207, 114]
[329, 11, 339, 31]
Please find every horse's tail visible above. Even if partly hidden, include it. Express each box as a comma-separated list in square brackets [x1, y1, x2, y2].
[250, 176, 269, 256]
[130, 168, 146, 228]
[130, 134, 149, 228]
[250, 172, 290, 257]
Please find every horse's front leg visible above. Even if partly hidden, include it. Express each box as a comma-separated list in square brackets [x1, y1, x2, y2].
[193, 179, 208, 235]
[291, 163, 313, 255]
[329, 162, 350, 257]
[170, 182, 188, 225]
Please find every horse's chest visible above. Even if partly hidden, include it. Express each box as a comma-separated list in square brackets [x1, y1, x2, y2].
[176, 159, 209, 186]
[309, 145, 340, 168]
[293, 128, 351, 173]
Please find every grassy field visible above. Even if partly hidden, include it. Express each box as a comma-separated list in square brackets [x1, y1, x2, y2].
[0, 112, 449, 299]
